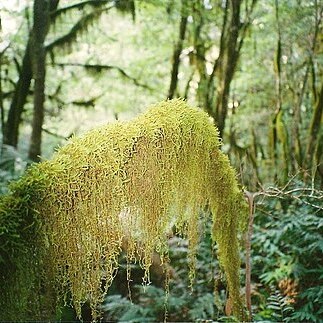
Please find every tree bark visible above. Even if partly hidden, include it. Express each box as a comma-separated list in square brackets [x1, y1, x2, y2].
[0, 47, 6, 138]
[167, 0, 188, 100]
[291, 1, 322, 171]
[192, 1, 208, 108]
[3, 42, 32, 148]
[269, 0, 285, 181]
[213, 0, 241, 138]
[306, 83, 323, 169]
[3, 0, 59, 150]
[202, 0, 258, 138]
[206, 0, 256, 138]
[28, 0, 51, 162]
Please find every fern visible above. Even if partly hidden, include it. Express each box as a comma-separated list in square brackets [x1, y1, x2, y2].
[266, 288, 294, 322]
[188, 293, 215, 320]
[102, 295, 154, 322]
[252, 185, 323, 322]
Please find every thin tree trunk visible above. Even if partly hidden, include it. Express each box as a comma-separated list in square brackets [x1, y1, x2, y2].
[244, 191, 256, 321]
[0, 48, 6, 139]
[269, 0, 285, 181]
[306, 83, 323, 168]
[167, 0, 188, 100]
[28, 0, 51, 162]
[192, 1, 209, 109]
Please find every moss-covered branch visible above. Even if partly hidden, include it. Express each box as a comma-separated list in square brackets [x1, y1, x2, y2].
[0, 99, 247, 321]
[46, 6, 114, 53]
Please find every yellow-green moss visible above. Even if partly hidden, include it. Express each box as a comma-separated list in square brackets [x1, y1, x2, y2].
[0, 99, 247, 320]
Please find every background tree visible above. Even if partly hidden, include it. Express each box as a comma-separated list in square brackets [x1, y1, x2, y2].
[28, 0, 52, 161]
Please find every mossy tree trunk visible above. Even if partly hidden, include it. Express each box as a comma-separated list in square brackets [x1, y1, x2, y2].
[290, 1, 322, 172]
[203, 0, 257, 138]
[269, 0, 290, 183]
[191, 0, 208, 109]
[28, 0, 51, 162]
[0, 46, 7, 139]
[306, 83, 323, 174]
[0, 100, 248, 321]
[212, 0, 241, 138]
[167, 0, 188, 100]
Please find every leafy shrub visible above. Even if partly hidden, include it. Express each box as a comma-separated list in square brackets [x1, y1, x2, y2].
[252, 187, 323, 322]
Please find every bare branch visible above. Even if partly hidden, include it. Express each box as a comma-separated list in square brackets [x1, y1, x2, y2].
[247, 176, 323, 211]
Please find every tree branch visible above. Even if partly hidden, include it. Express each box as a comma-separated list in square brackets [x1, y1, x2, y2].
[50, 0, 113, 20]
[46, 6, 114, 52]
[52, 62, 155, 91]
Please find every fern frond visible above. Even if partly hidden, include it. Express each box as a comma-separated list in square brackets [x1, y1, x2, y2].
[267, 288, 294, 322]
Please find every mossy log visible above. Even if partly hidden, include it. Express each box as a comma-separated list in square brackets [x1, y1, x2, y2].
[0, 99, 247, 320]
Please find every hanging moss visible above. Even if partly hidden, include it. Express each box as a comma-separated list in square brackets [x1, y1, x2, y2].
[0, 99, 247, 321]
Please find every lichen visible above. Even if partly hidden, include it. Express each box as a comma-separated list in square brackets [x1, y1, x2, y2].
[0, 99, 247, 320]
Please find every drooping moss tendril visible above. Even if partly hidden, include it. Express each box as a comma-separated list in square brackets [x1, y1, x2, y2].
[0, 99, 247, 320]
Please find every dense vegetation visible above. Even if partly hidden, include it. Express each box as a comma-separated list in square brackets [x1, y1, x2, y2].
[0, 0, 322, 321]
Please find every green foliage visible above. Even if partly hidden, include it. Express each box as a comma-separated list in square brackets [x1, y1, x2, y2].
[252, 186, 323, 322]
[101, 221, 230, 322]
[0, 100, 247, 321]
[103, 294, 155, 322]
[257, 288, 294, 322]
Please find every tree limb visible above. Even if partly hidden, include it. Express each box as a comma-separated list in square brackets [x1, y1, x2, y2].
[52, 62, 155, 91]
[50, 0, 113, 21]
[46, 6, 114, 52]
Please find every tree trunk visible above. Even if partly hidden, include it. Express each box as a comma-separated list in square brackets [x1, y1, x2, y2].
[216, 0, 242, 138]
[3, 42, 32, 148]
[3, 0, 59, 150]
[306, 83, 323, 169]
[192, 1, 208, 108]
[0, 48, 6, 138]
[167, 0, 188, 99]
[28, 0, 51, 162]
[202, 0, 257, 138]
[291, 1, 322, 171]
[269, 0, 288, 182]
[210, 0, 242, 138]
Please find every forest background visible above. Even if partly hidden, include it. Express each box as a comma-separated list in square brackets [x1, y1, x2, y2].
[0, 0, 322, 321]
